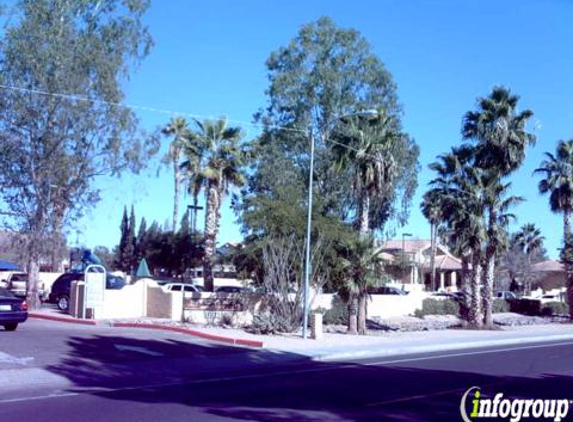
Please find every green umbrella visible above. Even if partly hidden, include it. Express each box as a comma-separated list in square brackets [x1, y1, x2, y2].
[135, 258, 151, 278]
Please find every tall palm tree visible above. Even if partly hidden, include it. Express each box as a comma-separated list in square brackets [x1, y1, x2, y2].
[535, 139, 573, 317]
[514, 223, 545, 295]
[480, 174, 522, 327]
[184, 118, 245, 292]
[428, 147, 486, 327]
[514, 223, 545, 256]
[331, 111, 401, 235]
[463, 86, 535, 325]
[338, 235, 385, 335]
[162, 117, 192, 232]
[421, 190, 442, 291]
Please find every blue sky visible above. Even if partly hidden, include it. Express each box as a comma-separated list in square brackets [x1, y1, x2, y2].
[77, 0, 573, 259]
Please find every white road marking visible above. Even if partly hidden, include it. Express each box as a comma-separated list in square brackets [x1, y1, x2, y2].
[114, 345, 163, 357]
[0, 351, 34, 365]
[1, 340, 572, 405]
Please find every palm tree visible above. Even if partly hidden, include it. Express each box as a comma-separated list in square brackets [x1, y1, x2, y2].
[331, 111, 401, 235]
[338, 235, 385, 335]
[184, 118, 245, 292]
[535, 139, 573, 317]
[421, 190, 442, 291]
[428, 147, 486, 327]
[462, 86, 535, 176]
[162, 117, 192, 232]
[513, 223, 545, 295]
[463, 87, 535, 326]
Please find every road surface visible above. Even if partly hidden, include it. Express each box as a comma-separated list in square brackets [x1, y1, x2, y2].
[1, 319, 572, 421]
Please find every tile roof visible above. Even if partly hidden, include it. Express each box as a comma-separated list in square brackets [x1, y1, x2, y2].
[532, 260, 564, 273]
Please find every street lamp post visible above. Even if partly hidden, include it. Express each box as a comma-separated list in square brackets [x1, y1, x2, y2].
[302, 109, 379, 339]
[401, 232, 412, 286]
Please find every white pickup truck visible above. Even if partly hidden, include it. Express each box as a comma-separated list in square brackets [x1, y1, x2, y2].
[4, 272, 47, 300]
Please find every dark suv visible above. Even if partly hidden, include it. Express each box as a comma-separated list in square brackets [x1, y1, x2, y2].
[48, 272, 126, 311]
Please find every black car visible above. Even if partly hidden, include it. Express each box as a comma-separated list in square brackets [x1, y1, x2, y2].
[0, 287, 28, 331]
[48, 272, 126, 311]
[215, 286, 244, 294]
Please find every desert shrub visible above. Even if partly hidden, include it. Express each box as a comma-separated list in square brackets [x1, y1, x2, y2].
[415, 298, 459, 317]
[322, 295, 349, 325]
[492, 299, 510, 313]
[541, 301, 569, 317]
[249, 313, 292, 335]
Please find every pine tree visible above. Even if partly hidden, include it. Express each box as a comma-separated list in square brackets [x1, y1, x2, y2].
[136, 217, 148, 263]
[116, 206, 129, 270]
[124, 205, 137, 273]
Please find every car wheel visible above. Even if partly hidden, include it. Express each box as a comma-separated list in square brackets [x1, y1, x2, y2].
[57, 295, 70, 311]
[4, 323, 18, 331]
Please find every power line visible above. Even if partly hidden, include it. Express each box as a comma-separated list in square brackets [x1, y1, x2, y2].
[0, 83, 390, 164]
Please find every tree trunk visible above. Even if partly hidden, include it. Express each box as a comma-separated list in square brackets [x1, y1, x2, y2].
[357, 294, 367, 335]
[26, 258, 41, 311]
[359, 194, 370, 236]
[347, 297, 358, 335]
[202, 180, 220, 292]
[483, 246, 495, 328]
[429, 222, 437, 291]
[459, 256, 471, 326]
[468, 254, 483, 328]
[563, 211, 573, 320]
[172, 159, 181, 232]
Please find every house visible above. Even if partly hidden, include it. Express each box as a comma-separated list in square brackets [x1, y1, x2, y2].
[531, 260, 566, 291]
[379, 239, 462, 292]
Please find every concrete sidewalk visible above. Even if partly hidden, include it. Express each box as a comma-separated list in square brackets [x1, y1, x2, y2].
[31, 305, 573, 361]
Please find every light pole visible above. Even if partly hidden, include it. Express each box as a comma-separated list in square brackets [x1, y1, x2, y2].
[401, 232, 412, 286]
[302, 109, 379, 339]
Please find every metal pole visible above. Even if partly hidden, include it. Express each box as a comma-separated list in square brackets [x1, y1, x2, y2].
[303, 130, 315, 339]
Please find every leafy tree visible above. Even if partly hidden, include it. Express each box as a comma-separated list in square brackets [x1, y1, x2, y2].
[162, 117, 192, 232]
[513, 223, 545, 295]
[0, 0, 155, 309]
[93, 246, 114, 271]
[535, 139, 573, 317]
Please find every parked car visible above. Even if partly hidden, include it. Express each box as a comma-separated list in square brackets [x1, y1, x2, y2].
[5, 272, 48, 301]
[368, 286, 408, 295]
[0, 287, 28, 331]
[540, 293, 562, 304]
[48, 272, 126, 311]
[216, 286, 244, 294]
[496, 291, 517, 300]
[162, 283, 202, 293]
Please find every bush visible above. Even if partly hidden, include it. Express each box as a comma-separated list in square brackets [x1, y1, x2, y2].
[415, 298, 459, 317]
[507, 298, 542, 316]
[322, 296, 349, 325]
[493, 299, 510, 313]
[249, 313, 292, 334]
[541, 301, 569, 317]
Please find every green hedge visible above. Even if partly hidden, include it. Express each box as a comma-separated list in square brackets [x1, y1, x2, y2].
[322, 296, 349, 325]
[415, 298, 459, 317]
[507, 298, 542, 316]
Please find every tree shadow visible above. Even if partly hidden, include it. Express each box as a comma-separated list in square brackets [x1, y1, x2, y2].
[44, 334, 573, 422]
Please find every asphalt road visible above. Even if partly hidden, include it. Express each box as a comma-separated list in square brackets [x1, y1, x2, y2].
[1, 319, 573, 421]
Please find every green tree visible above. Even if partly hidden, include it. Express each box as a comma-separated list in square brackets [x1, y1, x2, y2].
[185, 118, 246, 291]
[116, 206, 129, 270]
[513, 223, 545, 295]
[0, 0, 155, 309]
[162, 117, 192, 232]
[535, 139, 573, 318]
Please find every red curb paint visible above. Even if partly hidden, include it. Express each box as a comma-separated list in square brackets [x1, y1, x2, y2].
[111, 322, 264, 348]
[29, 313, 97, 325]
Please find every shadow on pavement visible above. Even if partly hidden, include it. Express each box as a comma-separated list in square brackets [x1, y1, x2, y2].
[45, 333, 573, 422]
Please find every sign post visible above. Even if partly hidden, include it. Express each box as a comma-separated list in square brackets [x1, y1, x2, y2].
[83, 264, 106, 319]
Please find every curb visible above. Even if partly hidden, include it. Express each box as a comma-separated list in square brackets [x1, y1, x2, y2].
[111, 323, 265, 348]
[29, 312, 97, 326]
[313, 333, 573, 362]
[28, 313, 264, 348]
